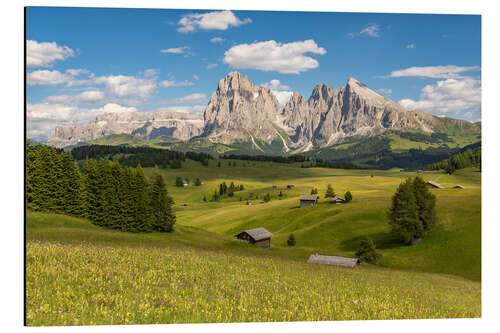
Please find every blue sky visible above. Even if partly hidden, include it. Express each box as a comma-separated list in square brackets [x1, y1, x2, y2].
[26, 7, 481, 140]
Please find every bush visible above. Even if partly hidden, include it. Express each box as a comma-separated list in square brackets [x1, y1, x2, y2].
[287, 234, 296, 246]
[175, 177, 184, 187]
[344, 191, 352, 202]
[263, 193, 271, 202]
[194, 178, 202, 186]
[355, 237, 381, 263]
[311, 188, 318, 195]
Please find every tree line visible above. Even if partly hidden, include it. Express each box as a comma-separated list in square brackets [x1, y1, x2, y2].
[220, 154, 309, 164]
[429, 147, 481, 174]
[71, 145, 212, 169]
[27, 142, 175, 233]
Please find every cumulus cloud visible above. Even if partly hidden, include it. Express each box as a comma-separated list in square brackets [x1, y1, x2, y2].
[161, 46, 190, 54]
[27, 70, 73, 86]
[398, 77, 481, 117]
[45, 90, 106, 105]
[66, 68, 91, 76]
[349, 24, 381, 38]
[193, 74, 199, 80]
[210, 37, 225, 43]
[27, 40, 75, 68]
[262, 79, 293, 107]
[388, 65, 480, 79]
[142, 69, 159, 77]
[159, 79, 194, 87]
[178, 10, 251, 33]
[156, 105, 206, 113]
[223, 39, 326, 74]
[93, 75, 157, 100]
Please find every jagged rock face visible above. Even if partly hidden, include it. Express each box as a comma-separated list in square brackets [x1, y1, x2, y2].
[48, 111, 203, 148]
[281, 77, 439, 150]
[202, 72, 282, 146]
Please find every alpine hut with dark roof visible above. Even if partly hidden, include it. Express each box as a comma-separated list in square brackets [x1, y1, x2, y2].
[330, 196, 346, 204]
[235, 227, 273, 249]
[426, 181, 443, 189]
[299, 195, 318, 208]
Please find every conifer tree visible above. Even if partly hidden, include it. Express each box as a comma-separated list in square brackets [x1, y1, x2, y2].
[150, 172, 176, 232]
[130, 165, 152, 232]
[325, 184, 335, 198]
[387, 178, 423, 244]
[412, 176, 437, 232]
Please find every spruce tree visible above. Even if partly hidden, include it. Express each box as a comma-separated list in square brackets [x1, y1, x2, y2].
[387, 178, 423, 244]
[131, 165, 153, 232]
[344, 191, 353, 203]
[175, 176, 184, 187]
[412, 176, 437, 232]
[150, 172, 176, 232]
[325, 184, 335, 198]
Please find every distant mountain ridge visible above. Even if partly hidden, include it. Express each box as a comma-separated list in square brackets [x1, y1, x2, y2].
[48, 71, 479, 153]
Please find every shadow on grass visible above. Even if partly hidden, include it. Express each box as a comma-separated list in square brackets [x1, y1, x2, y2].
[339, 232, 405, 252]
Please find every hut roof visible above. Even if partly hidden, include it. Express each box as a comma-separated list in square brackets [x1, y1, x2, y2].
[238, 227, 273, 241]
[331, 196, 345, 202]
[307, 254, 360, 268]
[427, 181, 443, 188]
[453, 185, 465, 189]
[300, 195, 319, 201]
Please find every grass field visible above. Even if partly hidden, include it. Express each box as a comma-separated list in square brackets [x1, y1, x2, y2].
[26, 160, 481, 325]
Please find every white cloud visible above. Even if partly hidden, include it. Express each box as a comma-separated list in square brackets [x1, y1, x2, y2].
[178, 10, 251, 33]
[89, 103, 138, 114]
[376, 88, 392, 95]
[45, 90, 106, 105]
[27, 40, 75, 68]
[156, 105, 206, 113]
[193, 74, 199, 80]
[66, 68, 91, 76]
[93, 75, 157, 100]
[142, 69, 159, 77]
[398, 77, 481, 116]
[27, 70, 73, 86]
[262, 79, 293, 107]
[161, 46, 190, 54]
[210, 37, 225, 43]
[160, 79, 194, 87]
[349, 24, 381, 38]
[223, 39, 326, 74]
[406, 44, 416, 49]
[388, 65, 480, 79]
[167, 93, 207, 104]
[206, 63, 218, 69]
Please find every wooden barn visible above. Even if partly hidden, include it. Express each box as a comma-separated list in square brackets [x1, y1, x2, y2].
[307, 254, 360, 268]
[426, 181, 443, 189]
[330, 196, 346, 204]
[299, 195, 318, 207]
[235, 227, 273, 249]
[453, 185, 465, 189]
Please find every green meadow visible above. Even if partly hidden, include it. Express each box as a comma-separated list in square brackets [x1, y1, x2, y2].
[26, 160, 481, 325]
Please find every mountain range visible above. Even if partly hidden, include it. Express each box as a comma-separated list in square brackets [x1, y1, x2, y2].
[48, 71, 480, 159]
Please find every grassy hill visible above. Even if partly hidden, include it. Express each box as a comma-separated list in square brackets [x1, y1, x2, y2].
[27, 211, 480, 325]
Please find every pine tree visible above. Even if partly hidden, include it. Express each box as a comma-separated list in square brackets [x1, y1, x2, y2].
[355, 237, 381, 263]
[344, 191, 353, 203]
[325, 184, 335, 198]
[150, 172, 176, 232]
[194, 178, 202, 186]
[130, 165, 153, 232]
[387, 178, 423, 244]
[287, 234, 296, 246]
[175, 176, 184, 187]
[81, 158, 101, 223]
[412, 176, 437, 232]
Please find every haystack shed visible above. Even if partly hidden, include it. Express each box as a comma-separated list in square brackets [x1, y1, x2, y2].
[299, 195, 318, 208]
[330, 196, 346, 204]
[235, 227, 273, 249]
[426, 181, 443, 189]
[453, 185, 465, 189]
[307, 254, 360, 268]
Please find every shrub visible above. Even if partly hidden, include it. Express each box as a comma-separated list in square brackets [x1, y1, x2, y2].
[325, 184, 335, 198]
[175, 177, 184, 187]
[194, 178, 202, 186]
[355, 237, 381, 263]
[263, 193, 271, 202]
[287, 234, 296, 246]
[344, 191, 352, 202]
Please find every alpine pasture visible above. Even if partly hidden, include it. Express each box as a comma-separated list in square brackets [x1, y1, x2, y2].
[26, 159, 481, 325]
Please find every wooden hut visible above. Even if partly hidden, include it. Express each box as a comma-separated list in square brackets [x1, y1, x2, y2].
[287, 184, 295, 189]
[453, 185, 465, 189]
[330, 196, 346, 204]
[235, 227, 273, 249]
[299, 195, 318, 208]
[426, 181, 443, 189]
[307, 254, 360, 268]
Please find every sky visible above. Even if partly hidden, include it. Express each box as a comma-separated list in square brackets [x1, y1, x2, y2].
[26, 7, 481, 140]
